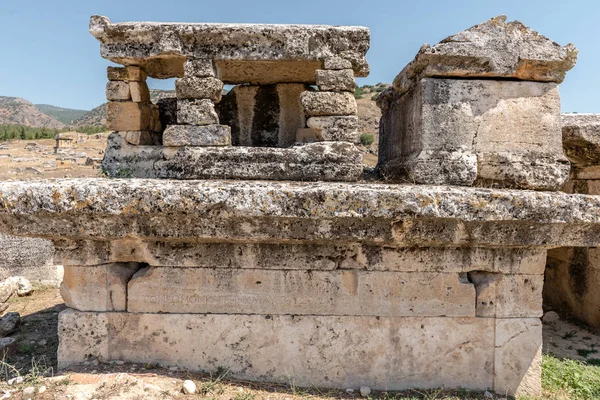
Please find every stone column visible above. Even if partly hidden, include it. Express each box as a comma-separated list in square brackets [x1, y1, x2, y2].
[162, 58, 232, 147]
[297, 57, 360, 144]
[105, 66, 161, 145]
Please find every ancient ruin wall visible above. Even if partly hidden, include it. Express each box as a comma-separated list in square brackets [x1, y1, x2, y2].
[0, 234, 59, 284]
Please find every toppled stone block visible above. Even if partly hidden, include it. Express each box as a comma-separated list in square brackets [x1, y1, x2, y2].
[184, 58, 216, 77]
[562, 113, 600, 171]
[177, 99, 219, 125]
[107, 66, 146, 82]
[175, 77, 223, 101]
[106, 81, 131, 101]
[129, 81, 150, 103]
[378, 78, 568, 190]
[304, 116, 360, 143]
[60, 264, 140, 312]
[392, 15, 577, 96]
[102, 132, 363, 181]
[324, 57, 353, 70]
[106, 102, 150, 131]
[315, 69, 356, 92]
[58, 310, 496, 391]
[162, 124, 231, 146]
[127, 267, 475, 317]
[300, 91, 357, 116]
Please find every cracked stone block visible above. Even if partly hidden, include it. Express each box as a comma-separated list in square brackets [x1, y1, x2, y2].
[494, 318, 542, 397]
[175, 77, 223, 101]
[324, 57, 353, 70]
[129, 81, 150, 103]
[184, 58, 217, 77]
[300, 91, 357, 116]
[107, 66, 146, 82]
[378, 78, 568, 190]
[106, 81, 131, 101]
[128, 267, 475, 316]
[106, 102, 150, 131]
[217, 84, 308, 147]
[315, 69, 356, 92]
[162, 124, 231, 146]
[58, 309, 495, 391]
[60, 263, 140, 312]
[177, 99, 219, 125]
[304, 116, 360, 143]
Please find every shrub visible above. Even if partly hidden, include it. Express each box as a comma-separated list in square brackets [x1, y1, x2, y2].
[371, 93, 379, 101]
[359, 133, 375, 146]
[354, 87, 365, 99]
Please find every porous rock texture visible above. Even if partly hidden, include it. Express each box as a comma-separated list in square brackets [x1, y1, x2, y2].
[0, 234, 58, 284]
[562, 113, 600, 174]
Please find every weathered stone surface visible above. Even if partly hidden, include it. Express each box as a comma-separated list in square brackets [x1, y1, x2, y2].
[175, 77, 223, 101]
[156, 97, 178, 128]
[105, 81, 130, 101]
[562, 113, 600, 168]
[0, 234, 56, 283]
[301, 91, 357, 116]
[3, 178, 600, 247]
[128, 268, 475, 316]
[53, 240, 546, 275]
[177, 99, 219, 125]
[305, 116, 360, 143]
[183, 58, 216, 77]
[0, 337, 17, 358]
[101, 133, 362, 181]
[118, 131, 161, 146]
[107, 66, 146, 82]
[378, 78, 568, 190]
[470, 273, 543, 318]
[217, 84, 308, 147]
[324, 57, 353, 70]
[60, 264, 139, 312]
[315, 69, 356, 92]
[59, 310, 496, 391]
[0, 312, 20, 337]
[162, 124, 231, 146]
[106, 102, 150, 131]
[129, 81, 150, 103]
[90, 16, 370, 80]
[494, 318, 542, 397]
[392, 15, 577, 96]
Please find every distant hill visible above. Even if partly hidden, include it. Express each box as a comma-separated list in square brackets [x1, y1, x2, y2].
[0, 97, 65, 129]
[35, 104, 89, 125]
[72, 103, 107, 128]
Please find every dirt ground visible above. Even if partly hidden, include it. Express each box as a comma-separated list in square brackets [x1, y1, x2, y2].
[0, 286, 595, 400]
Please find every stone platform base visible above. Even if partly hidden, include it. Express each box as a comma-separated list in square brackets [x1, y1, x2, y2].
[58, 310, 541, 395]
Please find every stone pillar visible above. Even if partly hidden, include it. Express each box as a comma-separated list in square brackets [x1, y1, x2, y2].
[162, 58, 231, 147]
[105, 66, 161, 145]
[297, 57, 360, 144]
[376, 16, 577, 190]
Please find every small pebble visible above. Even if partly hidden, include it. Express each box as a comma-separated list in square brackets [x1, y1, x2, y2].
[8, 376, 23, 385]
[542, 311, 560, 324]
[345, 388, 355, 393]
[38, 385, 47, 394]
[22, 386, 35, 400]
[360, 386, 371, 397]
[182, 380, 197, 394]
[114, 360, 125, 365]
[38, 339, 47, 346]
[484, 391, 495, 399]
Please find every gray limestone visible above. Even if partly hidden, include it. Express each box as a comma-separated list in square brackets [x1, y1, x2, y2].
[175, 77, 223, 101]
[315, 69, 356, 92]
[177, 99, 219, 125]
[105, 81, 130, 101]
[562, 113, 600, 169]
[300, 91, 357, 116]
[162, 124, 231, 146]
[183, 58, 217, 77]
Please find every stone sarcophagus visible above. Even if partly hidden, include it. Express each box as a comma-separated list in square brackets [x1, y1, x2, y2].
[0, 15, 594, 400]
[91, 16, 369, 181]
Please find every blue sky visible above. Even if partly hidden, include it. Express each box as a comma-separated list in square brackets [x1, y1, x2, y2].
[0, 0, 597, 112]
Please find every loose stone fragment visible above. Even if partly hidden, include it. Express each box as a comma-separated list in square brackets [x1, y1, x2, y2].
[315, 69, 356, 92]
[324, 57, 353, 70]
[106, 102, 150, 131]
[162, 124, 231, 146]
[107, 66, 146, 82]
[306, 116, 360, 142]
[106, 81, 131, 101]
[175, 77, 223, 101]
[182, 380, 197, 394]
[0, 337, 16, 357]
[177, 99, 219, 125]
[184, 58, 216, 77]
[300, 91, 357, 116]
[0, 312, 20, 337]
[129, 81, 150, 103]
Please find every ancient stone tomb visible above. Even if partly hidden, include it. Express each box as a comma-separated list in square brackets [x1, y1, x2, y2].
[0, 15, 597, 400]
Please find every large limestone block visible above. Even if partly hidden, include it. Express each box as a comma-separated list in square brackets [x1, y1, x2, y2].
[105, 81, 131, 101]
[562, 113, 600, 169]
[217, 84, 308, 147]
[59, 310, 496, 391]
[129, 81, 150, 103]
[128, 268, 475, 316]
[184, 58, 216, 77]
[177, 99, 219, 125]
[300, 91, 357, 116]
[90, 16, 370, 80]
[303, 116, 360, 143]
[315, 69, 356, 92]
[378, 78, 569, 190]
[101, 132, 363, 181]
[107, 66, 146, 82]
[60, 263, 139, 312]
[392, 15, 577, 96]
[162, 124, 231, 146]
[106, 102, 150, 131]
[175, 77, 223, 101]
[494, 318, 542, 397]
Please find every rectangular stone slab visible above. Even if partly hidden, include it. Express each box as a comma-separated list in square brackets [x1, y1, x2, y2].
[127, 268, 475, 316]
[101, 133, 363, 181]
[58, 310, 496, 391]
